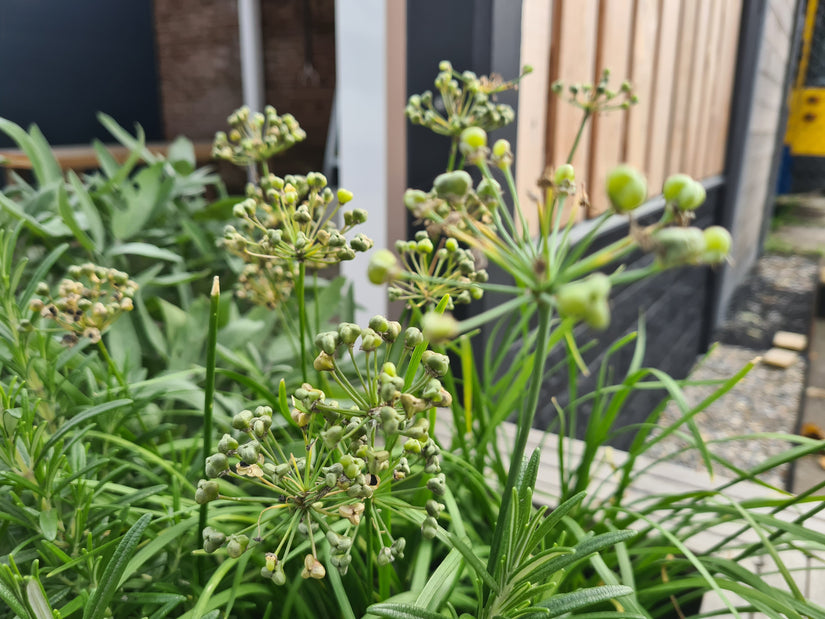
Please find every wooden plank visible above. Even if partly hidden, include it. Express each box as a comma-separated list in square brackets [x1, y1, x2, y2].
[587, 0, 634, 217]
[516, 0, 554, 235]
[645, 0, 682, 194]
[0, 141, 214, 171]
[691, 0, 725, 176]
[665, 0, 699, 175]
[705, 0, 743, 175]
[623, 0, 659, 173]
[546, 0, 599, 225]
[682, 0, 713, 178]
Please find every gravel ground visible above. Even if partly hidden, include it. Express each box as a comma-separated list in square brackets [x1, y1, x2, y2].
[644, 253, 818, 488]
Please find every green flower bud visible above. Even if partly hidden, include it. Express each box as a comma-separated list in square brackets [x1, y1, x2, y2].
[421, 312, 459, 344]
[338, 322, 362, 346]
[205, 453, 229, 478]
[492, 138, 511, 159]
[404, 438, 423, 454]
[313, 351, 336, 372]
[460, 127, 487, 153]
[322, 425, 344, 449]
[369, 315, 389, 333]
[606, 164, 648, 213]
[554, 163, 575, 185]
[555, 273, 612, 330]
[426, 499, 444, 518]
[404, 327, 424, 348]
[427, 474, 446, 496]
[226, 534, 249, 558]
[212, 433, 233, 458]
[360, 328, 383, 352]
[202, 527, 226, 553]
[662, 173, 692, 202]
[314, 331, 340, 355]
[422, 350, 450, 376]
[195, 479, 220, 504]
[476, 177, 501, 204]
[237, 441, 261, 464]
[653, 226, 706, 266]
[337, 188, 354, 204]
[702, 226, 731, 264]
[368, 249, 401, 284]
[384, 321, 402, 342]
[232, 409, 254, 430]
[377, 546, 393, 566]
[404, 189, 430, 209]
[434, 170, 473, 200]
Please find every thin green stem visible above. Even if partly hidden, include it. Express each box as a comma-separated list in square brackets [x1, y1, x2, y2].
[566, 110, 591, 164]
[296, 262, 309, 383]
[447, 137, 459, 172]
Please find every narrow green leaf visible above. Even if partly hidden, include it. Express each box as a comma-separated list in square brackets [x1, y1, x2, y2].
[107, 242, 182, 263]
[38, 509, 58, 541]
[19, 242, 68, 308]
[327, 558, 358, 619]
[25, 579, 52, 619]
[97, 113, 157, 163]
[415, 548, 463, 611]
[0, 118, 60, 185]
[83, 513, 152, 619]
[57, 183, 95, 253]
[367, 603, 446, 619]
[0, 579, 31, 618]
[278, 378, 295, 426]
[530, 585, 635, 617]
[40, 399, 132, 456]
[67, 170, 105, 248]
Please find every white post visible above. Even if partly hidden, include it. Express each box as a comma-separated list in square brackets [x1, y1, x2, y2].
[237, 0, 265, 112]
[335, 0, 406, 325]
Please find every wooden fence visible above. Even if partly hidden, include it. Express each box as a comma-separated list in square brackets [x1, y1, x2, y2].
[517, 0, 743, 220]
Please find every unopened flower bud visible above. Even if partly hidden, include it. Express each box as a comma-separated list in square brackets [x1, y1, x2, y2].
[226, 534, 249, 558]
[434, 170, 473, 201]
[205, 453, 229, 478]
[368, 249, 401, 285]
[702, 226, 731, 264]
[421, 312, 459, 344]
[606, 164, 647, 213]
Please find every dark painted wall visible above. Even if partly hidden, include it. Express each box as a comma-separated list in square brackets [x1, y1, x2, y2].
[0, 1, 162, 146]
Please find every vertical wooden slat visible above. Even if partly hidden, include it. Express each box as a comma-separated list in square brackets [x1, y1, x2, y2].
[587, 0, 633, 216]
[645, 0, 682, 194]
[682, 0, 713, 177]
[516, 0, 554, 234]
[705, 0, 743, 175]
[546, 0, 598, 223]
[691, 0, 725, 176]
[666, 0, 699, 175]
[624, 0, 659, 173]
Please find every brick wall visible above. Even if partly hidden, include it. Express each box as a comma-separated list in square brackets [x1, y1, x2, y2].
[153, 0, 335, 175]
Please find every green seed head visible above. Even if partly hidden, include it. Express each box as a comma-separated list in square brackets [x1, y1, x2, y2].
[606, 165, 648, 213]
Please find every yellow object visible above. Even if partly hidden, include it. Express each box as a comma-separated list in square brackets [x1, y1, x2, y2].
[785, 0, 825, 156]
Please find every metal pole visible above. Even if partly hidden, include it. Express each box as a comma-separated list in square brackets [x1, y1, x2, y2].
[237, 0, 265, 112]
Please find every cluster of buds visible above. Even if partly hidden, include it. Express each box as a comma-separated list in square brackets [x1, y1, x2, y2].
[235, 261, 294, 310]
[376, 232, 487, 310]
[212, 105, 306, 166]
[608, 167, 732, 269]
[403, 169, 500, 238]
[551, 68, 638, 114]
[406, 61, 530, 137]
[198, 317, 452, 581]
[29, 264, 137, 345]
[222, 172, 372, 305]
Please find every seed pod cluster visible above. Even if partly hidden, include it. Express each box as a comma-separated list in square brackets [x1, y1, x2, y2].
[200, 318, 451, 581]
[30, 263, 138, 346]
[212, 105, 306, 165]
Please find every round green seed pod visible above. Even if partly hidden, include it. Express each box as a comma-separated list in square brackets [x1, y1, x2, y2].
[434, 170, 473, 200]
[368, 250, 400, 285]
[554, 163, 575, 185]
[606, 165, 648, 213]
[652, 226, 707, 266]
[702, 226, 732, 264]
